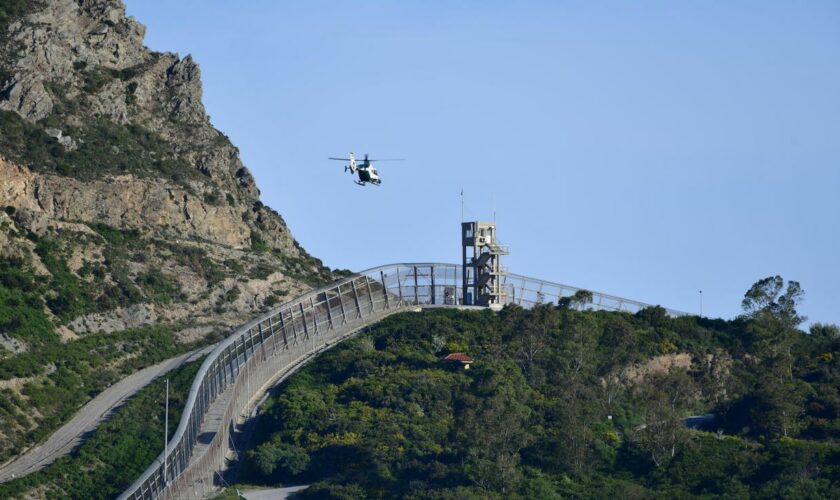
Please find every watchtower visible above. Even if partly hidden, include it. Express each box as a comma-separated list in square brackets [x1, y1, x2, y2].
[461, 221, 508, 308]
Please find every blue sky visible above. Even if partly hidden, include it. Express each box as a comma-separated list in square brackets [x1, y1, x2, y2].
[125, 1, 839, 325]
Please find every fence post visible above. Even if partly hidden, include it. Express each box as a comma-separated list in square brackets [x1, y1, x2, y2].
[289, 308, 298, 344]
[278, 310, 289, 348]
[351, 280, 363, 318]
[268, 316, 278, 355]
[380, 271, 390, 309]
[365, 276, 376, 313]
[431, 265, 436, 305]
[310, 296, 319, 334]
[324, 291, 334, 329]
[300, 302, 309, 339]
[414, 266, 419, 304]
[258, 322, 267, 361]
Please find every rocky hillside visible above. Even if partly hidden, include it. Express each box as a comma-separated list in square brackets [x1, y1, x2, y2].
[0, 0, 334, 461]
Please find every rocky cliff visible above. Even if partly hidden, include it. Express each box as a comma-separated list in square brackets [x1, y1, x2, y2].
[1, 0, 294, 251]
[0, 0, 333, 461]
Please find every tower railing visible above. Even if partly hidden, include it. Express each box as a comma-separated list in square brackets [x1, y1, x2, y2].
[119, 263, 685, 500]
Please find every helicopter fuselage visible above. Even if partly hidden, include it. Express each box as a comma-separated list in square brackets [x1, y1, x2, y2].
[357, 165, 380, 185]
[330, 153, 395, 186]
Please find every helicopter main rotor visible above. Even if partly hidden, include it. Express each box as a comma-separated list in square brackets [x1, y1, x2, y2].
[327, 155, 405, 163]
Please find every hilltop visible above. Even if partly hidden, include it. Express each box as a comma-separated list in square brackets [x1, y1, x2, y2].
[0, 0, 332, 462]
[240, 303, 840, 499]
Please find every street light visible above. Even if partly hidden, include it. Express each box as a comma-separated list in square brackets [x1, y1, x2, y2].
[164, 378, 169, 486]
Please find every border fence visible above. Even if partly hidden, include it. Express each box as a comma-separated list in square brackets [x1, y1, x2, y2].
[119, 263, 683, 499]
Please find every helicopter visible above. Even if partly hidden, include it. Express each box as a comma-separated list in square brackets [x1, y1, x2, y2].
[328, 152, 404, 186]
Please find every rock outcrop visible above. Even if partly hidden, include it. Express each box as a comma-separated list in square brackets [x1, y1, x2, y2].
[0, 0, 333, 463]
[1, 0, 284, 250]
[0, 157, 282, 249]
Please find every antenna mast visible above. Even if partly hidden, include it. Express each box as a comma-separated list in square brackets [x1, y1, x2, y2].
[493, 193, 496, 224]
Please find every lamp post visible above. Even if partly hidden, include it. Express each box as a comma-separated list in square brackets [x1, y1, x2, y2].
[164, 378, 169, 486]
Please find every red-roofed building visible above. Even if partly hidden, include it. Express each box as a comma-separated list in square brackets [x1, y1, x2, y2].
[443, 352, 474, 369]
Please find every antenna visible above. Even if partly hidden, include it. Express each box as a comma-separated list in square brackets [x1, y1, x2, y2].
[460, 189, 464, 223]
[493, 193, 496, 224]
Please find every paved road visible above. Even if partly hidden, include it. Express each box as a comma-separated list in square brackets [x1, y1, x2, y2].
[0, 345, 216, 483]
[241, 486, 309, 499]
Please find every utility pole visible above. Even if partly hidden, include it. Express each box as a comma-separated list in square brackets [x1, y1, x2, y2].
[699, 290, 703, 317]
[164, 378, 169, 486]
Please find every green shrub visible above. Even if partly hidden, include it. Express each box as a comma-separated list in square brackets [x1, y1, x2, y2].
[167, 243, 225, 284]
[0, 111, 198, 187]
[0, 0, 36, 36]
[0, 257, 56, 344]
[223, 286, 240, 303]
[137, 269, 181, 304]
[250, 231, 269, 253]
[248, 262, 276, 280]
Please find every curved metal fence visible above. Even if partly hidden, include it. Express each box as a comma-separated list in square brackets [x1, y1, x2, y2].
[119, 263, 683, 499]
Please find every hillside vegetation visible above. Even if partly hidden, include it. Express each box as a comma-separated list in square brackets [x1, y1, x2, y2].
[0, 355, 203, 499]
[0, 220, 325, 461]
[0, 0, 333, 465]
[240, 278, 840, 498]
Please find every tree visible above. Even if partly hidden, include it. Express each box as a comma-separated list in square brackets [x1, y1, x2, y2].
[513, 304, 557, 383]
[600, 316, 637, 367]
[248, 441, 310, 476]
[601, 368, 627, 416]
[809, 323, 840, 340]
[739, 277, 810, 438]
[558, 289, 594, 310]
[742, 277, 807, 379]
[550, 313, 600, 473]
[742, 276, 805, 326]
[751, 377, 809, 438]
[631, 368, 695, 467]
[459, 363, 533, 494]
